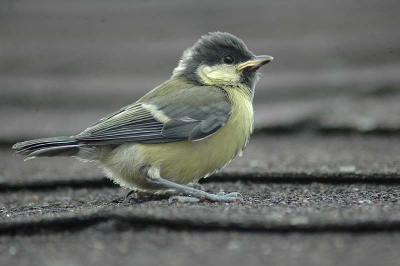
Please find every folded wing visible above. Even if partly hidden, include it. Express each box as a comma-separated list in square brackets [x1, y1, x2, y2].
[76, 85, 231, 145]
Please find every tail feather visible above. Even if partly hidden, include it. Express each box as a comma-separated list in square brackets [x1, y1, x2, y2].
[13, 136, 80, 157]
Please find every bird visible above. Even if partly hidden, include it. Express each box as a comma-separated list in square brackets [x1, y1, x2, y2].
[13, 32, 273, 202]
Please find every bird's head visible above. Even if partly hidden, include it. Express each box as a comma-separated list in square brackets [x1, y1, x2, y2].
[172, 32, 273, 93]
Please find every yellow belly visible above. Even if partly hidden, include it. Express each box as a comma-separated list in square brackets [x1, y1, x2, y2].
[101, 88, 253, 191]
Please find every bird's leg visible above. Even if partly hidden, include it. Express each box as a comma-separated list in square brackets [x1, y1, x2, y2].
[187, 182, 205, 191]
[140, 166, 243, 203]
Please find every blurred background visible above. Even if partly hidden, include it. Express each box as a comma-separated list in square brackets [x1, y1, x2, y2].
[1, 0, 399, 141]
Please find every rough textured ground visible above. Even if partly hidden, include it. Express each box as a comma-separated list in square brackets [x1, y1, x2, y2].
[2, 181, 400, 266]
[1, 0, 400, 266]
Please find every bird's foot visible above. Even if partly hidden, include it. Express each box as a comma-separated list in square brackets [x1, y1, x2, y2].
[140, 166, 243, 203]
[168, 191, 243, 203]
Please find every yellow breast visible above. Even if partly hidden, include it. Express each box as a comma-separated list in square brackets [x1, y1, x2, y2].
[142, 86, 252, 180]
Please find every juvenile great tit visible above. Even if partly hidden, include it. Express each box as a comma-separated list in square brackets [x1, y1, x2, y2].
[13, 32, 273, 202]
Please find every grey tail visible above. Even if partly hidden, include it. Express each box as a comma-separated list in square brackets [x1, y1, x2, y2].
[12, 136, 80, 158]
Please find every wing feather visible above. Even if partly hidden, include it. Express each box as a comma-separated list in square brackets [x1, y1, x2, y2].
[75, 84, 231, 145]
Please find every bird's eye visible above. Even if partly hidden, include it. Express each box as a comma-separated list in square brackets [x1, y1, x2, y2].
[223, 55, 235, 65]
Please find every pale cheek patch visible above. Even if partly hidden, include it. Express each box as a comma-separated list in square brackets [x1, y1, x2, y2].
[198, 65, 240, 86]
